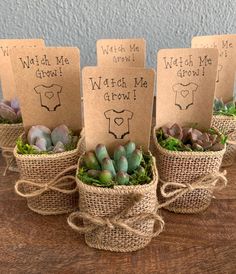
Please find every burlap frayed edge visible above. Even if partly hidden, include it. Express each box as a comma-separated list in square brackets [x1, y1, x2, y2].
[152, 126, 226, 158]
[13, 131, 85, 161]
[164, 202, 211, 214]
[27, 203, 78, 216]
[212, 114, 236, 123]
[84, 235, 153, 253]
[76, 151, 158, 195]
[0, 122, 24, 130]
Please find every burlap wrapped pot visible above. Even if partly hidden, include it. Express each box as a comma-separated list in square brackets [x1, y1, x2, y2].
[14, 132, 86, 215]
[211, 115, 236, 167]
[67, 153, 164, 252]
[0, 123, 24, 175]
[153, 126, 227, 214]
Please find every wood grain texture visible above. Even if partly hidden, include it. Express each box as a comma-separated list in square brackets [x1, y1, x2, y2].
[0, 149, 236, 274]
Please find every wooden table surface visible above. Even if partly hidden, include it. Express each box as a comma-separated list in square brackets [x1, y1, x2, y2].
[0, 152, 236, 274]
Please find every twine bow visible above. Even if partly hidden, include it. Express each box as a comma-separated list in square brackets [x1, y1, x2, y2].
[157, 171, 227, 209]
[1, 147, 15, 176]
[67, 193, 164, 240]
[15, 165, 78, 198]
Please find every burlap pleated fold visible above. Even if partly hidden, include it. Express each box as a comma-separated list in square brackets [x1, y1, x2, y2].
[68, 153, 164, 252]
[153, 126, 227, 214]
[14, 133, 86, 215]
[211, 115, 236, 167]
[0, 123, 24, 174]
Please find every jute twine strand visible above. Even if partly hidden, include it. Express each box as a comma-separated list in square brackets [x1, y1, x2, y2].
[157, 171, 227, 209]
[15, 165, 78, 198]
[68, 193, 164, 240]
[2, 147, 15, 176]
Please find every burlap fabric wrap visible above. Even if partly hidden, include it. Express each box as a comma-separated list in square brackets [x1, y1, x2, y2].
[68, 153, 164, 252]
[0, 123, 24, 175]
[211, 115, 236, 167]
[14, 133, 86, 215]
[153, 126, 227, 214]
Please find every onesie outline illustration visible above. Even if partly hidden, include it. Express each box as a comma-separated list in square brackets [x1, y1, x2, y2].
[172, 82, 198, 110]
[34, 84, 62, 112]
[104, 109, 134, 139]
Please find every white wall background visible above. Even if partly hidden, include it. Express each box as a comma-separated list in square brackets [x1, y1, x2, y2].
[0, 0, 235, 97]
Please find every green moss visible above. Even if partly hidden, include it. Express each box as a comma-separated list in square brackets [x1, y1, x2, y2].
[16, 136, 77, 155]
[213, 98, 236, 116]
[156, 127, 227, 152]
[77, 152, 153, 188]
[16, 138, 41, 155]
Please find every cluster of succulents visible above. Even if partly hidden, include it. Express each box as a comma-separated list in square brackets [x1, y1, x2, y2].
[78, 141, 153, 187]
[157, 123, 226, 152]
[0, 98, 22, 124]
[17, 124, 78, 154]
[213, 98, 236, 116]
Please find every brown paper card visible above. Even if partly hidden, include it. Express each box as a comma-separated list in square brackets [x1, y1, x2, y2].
[156, 48, 218, 130]
[97, 39, 146, 67]
[0, 39, 45, 100]
[192, 34, 236, 102]
[10, 47, 82, 133]
[83, 67, 154, 152]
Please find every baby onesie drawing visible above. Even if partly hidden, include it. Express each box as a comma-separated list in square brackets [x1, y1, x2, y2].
[172, 83, 198, 110]
[104, 109, 133, 139]
[216, 64, 223, 83]
[34, 84, 62, 111]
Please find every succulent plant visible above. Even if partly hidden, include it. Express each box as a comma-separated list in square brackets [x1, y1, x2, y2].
[84, 152, 101, 170]
[157, 123, 226, 152]
[0, 98, 22, 124]
[95, 144, 110, 164]
[115, 171, 129, 185]
[113, 145, 126, 162]
[116, 155, 128, 173]
[51, 125, 70, 145]
[101, 157, 116, 177]
[127, 149, 142, 172]
[17, 124, 78, 154]
[35, 137, 47, 151]
[99, 170, 113, 184]
[213, 98, 236, 116]
[125, 141, 136, 158]
[27, 125, 52, 149]
[79, 141, 151, 187]
[53, 141, 65, 153]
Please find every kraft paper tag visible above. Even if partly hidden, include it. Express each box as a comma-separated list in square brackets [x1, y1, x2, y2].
[10, 47, 82, 133]
[234, 72, 236, 99]
[97, 39, 146, 67]
[83, 67, 155, 152]
[0, 39, 45, 100]
[192, 34, 236, 102]
[156, 48, 218, 130]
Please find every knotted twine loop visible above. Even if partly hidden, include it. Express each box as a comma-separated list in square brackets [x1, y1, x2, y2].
[68, 193, 164, 240]
[157, 170, 227, 209]
[1, 147, 15, 176]
[15, 165, 78, 198]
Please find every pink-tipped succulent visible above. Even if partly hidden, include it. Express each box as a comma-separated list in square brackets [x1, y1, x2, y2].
[0, 98, 22, 123]
[158, 123, 225, 152]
